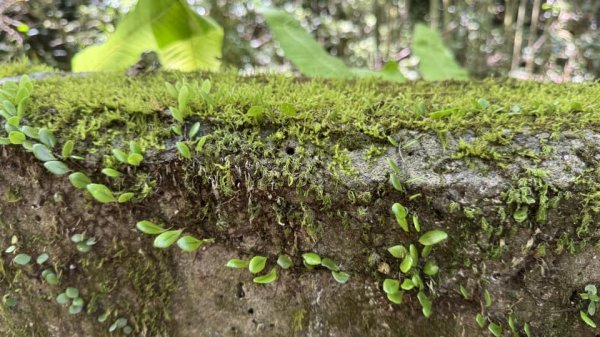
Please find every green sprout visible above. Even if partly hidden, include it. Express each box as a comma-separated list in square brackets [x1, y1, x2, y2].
[135, 220, 212, 252]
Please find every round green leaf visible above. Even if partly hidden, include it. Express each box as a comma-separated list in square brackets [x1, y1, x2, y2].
[277, 255, 293, 269]
[331, 271, 349, 284]
[387, 245, 407, 258]
[123, 326, 133, 335]
[2, 294, 17, 307]
[70, 234, 84, 243]
[112, 149, 128, 163]
[400, 278, 415, 290]
[383, 279, 400, 294]
[69, 304, 83, 314]
[302, 252, 321, 266]
[44, 272, 59, 285]
[412, 273, 424, 290]
[423, 260, 439, 276]
[253, 268, 277, 284]
[400, 255, 413, 274]
[44, 161, 70, 176]
[65, 287, 79, 299]
[72, 297, 84, 307]
[56, 293, 69, 305]
[76, 242, 92, 253]
[418, 230, 448, 246]
[153, 229, 182, 248]
[86, 184, 116, 203]
[68, 172, 91, 189]
[136, 220, 166, 235]
[36, 253, 49, 265]
[32, 143, 56, 161]
[38, 128, 57, 148]
[20, 125, 39, 139]
[13, 254, 31, 265]
[8, 131, 25, 144]
[249, 256, 267, 274]
[127, 153, 144, 166]
[176, 236, 207, 252]
[387, 291, 404, 304]
[226, 259, 249, 269]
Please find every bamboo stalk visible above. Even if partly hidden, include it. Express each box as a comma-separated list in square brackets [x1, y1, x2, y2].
[525, 0, 541, 74]
[511, 0, 527, 72]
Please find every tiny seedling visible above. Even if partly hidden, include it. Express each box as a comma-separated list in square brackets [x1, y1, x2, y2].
[135, 220, 211, 252]
[2, 294, 17, 308]
[109, 317, 132, 334]
[580, 284, 599, 328]
[13, 253, 31, 266]
[302, 252, 350, 284]
[56, 287, 84, 315]
[41, 268, 59, 285]
[71, 233, 97, 253]
[86, 184, 117, 203]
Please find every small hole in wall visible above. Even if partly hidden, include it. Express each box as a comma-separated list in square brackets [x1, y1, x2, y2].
[34, 215, 41, 222]
[248, 308, 254, 314]
[236, 282, 245, 299]
[285, 146, 295, 155]
[569, 290, 579, 303]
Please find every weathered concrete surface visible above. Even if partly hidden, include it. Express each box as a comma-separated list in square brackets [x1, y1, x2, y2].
[0, 73, 599, 337]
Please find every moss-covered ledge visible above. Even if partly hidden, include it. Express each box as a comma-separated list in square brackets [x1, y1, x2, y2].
[0, 70, 598, 337]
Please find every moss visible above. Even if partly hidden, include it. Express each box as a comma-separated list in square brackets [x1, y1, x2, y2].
[1, 68, 599, 336]
[291, 308, 307, 335]
[0, 58, 55, 79]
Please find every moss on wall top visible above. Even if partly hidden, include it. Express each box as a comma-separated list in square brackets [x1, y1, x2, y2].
[21, 71, 599, 159]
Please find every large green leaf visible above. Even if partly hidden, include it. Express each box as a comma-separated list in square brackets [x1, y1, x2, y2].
[264, 9, 404, 82]
[412, 24, 468, 81]
[263, 9, 351, 79]
[72, 0, 223, 72]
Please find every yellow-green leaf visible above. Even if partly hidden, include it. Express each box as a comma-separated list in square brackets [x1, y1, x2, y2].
[153, 229, 183, 248]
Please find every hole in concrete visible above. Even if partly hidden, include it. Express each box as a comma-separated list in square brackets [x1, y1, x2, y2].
[247, 308, 254, 314]
[34, 215, 41, 222]
[285, 146, 295, 155]
[236, 282, 245, 298]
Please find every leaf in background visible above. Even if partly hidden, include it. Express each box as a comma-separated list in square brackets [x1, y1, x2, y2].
[412, 24, 468, 81]
[72, 0, 223, 72]
[263, 9, 351, 79]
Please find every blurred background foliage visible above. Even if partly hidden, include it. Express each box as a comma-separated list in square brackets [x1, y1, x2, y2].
[1, 0, 599, 82]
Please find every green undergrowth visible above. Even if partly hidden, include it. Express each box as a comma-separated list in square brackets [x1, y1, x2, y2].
[0, 58, 55, 79]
